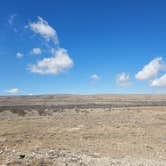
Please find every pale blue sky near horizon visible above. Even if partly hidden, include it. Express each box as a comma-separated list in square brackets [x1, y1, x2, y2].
[1, 0, 166, 95]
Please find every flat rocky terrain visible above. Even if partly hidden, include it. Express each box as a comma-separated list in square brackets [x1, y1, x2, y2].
[0, 94, 166, 165]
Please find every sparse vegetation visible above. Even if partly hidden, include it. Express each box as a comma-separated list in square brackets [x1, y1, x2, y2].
[0, 95, 166, 165]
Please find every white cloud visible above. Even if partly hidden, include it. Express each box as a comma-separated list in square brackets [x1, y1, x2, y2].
[8, 14, 18, 32]
[16, 52, 24, 58]
[28, 93, 33, 96]
[5, 88, 19, 94]
[90, 74, 100, 80]
[8, 14, 17, 25]
[27, 17, 74, 75]
[116, 72, 130, 86]
[28, 48, 73, 75]
[150, 74, 166, 87]
[32, 48, 42, 55]
[135, 57, 165, 80]
[27, 17, 58, 44]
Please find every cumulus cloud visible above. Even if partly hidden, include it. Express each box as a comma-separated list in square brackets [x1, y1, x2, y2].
[27, 17, 58, 44]
[32, 48, 42, 55]
[16, 52, 24, 58]
[150, 74, 166, 87]
[116, 72, 130, 86]
[90, 74, 100, 81]
[28, 48, 73, 74]
[26, 17, 73, 75]
[135, 57, 165, 80]
[5, 88, 19, 94]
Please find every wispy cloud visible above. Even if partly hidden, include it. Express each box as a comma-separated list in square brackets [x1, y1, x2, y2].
[116, 72, 130, 86]
[8, 14, 18, 32]
[8, 14, 17, 25]
[28, 93, 33, 96]
[32, 48, 42, 55]
[27, 17, 58, 44]
[135, 57, 165, 80]
[5, 88, 19, 94]
[90, 74, 100, 81]
[16, 52, 24, 58]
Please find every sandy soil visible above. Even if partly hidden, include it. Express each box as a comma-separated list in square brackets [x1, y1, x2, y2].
[0, 95, 166, 165]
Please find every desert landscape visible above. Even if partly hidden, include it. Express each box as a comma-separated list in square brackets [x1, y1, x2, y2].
[0, 94, 166, 165]
[2, 0, 166, 165]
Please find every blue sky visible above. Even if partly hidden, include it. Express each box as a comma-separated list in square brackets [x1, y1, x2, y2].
[1, 0, 166, 95]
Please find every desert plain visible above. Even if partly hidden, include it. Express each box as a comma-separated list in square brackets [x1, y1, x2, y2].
[0, 94, 166, 165]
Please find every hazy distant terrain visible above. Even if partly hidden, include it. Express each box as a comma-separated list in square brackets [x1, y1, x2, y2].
[1, 94, 166, 118]
[0, 94, 166, 165]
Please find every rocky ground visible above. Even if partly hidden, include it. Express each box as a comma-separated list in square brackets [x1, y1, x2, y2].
[0, 95, 166, 165]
